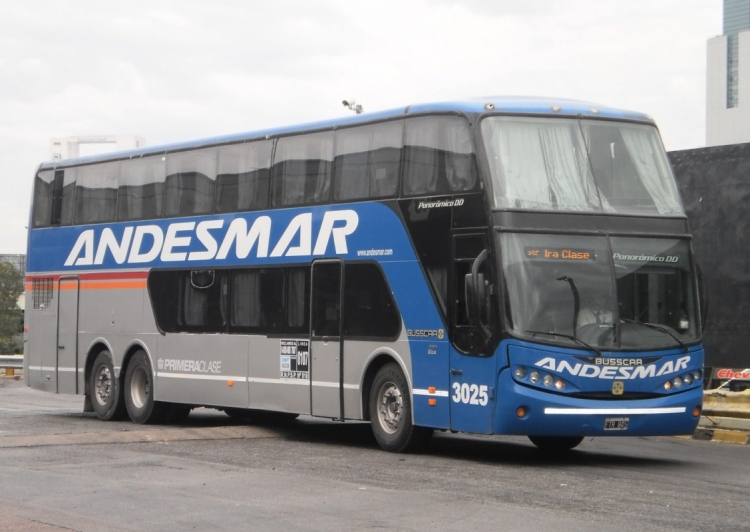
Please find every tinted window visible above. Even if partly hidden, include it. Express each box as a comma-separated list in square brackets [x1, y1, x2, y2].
[403, 117, 478, 196]
[273, 132, 333, 206]
[230, 269, 285, 333]
[344, 264, 401, 338]
[32, 170, 55, 227]
[287, 267, 310, 334]
[312, 262, 341, 337]
[216, 141, 272, 213]
[60, 169, 76, 226]
[149, 270, 227, 333]
[74, 162, 119, 224]
[117, 155, 166, 221]
[333, 122, 402, 201]
[164, 148, 217, 217]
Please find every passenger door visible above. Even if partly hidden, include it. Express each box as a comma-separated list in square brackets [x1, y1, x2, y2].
[56, 277, 79, 394]
[310, 260, 344, 419]
[449, 235, 496, 434]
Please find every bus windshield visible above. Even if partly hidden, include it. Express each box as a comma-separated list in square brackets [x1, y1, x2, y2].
[481, 117, 684, 216]
[500, 233, 699, 350]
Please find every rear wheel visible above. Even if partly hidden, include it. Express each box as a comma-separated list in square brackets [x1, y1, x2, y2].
[369, 363, 432, 453]
[89, 350, 126, 421]
[528, 435, 584, 451]
[124, 351, 166, 424]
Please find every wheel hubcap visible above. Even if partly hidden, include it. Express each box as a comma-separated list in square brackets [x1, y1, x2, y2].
[94, 366, 112, 406]
[377, 382, 403, 434]
[130, 367, 150, 410]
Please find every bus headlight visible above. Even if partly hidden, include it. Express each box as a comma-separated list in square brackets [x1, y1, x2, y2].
[673, 376, 683, 388]
[529, 371, 541, 384]
[543, 374, 554, 387]
[664, 381, 673, 391]
[683, 373, 694, 385]
[693, 370, 702, 381]
[514, 367, 527, 379]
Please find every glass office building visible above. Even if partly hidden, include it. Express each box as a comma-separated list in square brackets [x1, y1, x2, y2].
[707, 0, 750, 145]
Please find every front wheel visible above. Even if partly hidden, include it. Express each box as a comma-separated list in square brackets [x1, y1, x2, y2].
[124, 351, 165, 424]
[528, 435, 584, 451]
[369, 363, 432, 453]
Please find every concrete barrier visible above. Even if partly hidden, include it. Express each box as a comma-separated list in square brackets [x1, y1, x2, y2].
[697, 389, 750, 444]
[703, 389, 750, 419]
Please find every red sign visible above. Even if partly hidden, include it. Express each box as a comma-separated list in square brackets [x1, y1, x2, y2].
[714, 368, 750, 381]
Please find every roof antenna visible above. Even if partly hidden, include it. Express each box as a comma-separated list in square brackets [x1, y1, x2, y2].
[342, 99, 364, 114]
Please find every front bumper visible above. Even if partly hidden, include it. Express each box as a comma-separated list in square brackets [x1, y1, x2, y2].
[494, 368, 703, 436]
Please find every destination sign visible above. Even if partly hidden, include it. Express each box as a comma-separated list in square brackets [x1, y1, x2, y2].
[525, 247, 595, 261]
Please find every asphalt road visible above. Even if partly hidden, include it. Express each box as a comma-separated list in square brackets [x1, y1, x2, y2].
[0, 377, 748, 532]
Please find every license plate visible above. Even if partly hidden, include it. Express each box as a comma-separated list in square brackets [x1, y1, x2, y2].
[604, 417, 629, 431]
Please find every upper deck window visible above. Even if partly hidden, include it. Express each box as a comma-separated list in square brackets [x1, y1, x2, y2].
[164, 148, 218, 218]
[403, 116, 478, 197]
[273, 132, 334, 207]
[481, 117, 684, 216]
[215, 141, 272, 213]
[333, 121, 402, 201]
[74, 162, 119, 224]
[117, 155, 166, 221]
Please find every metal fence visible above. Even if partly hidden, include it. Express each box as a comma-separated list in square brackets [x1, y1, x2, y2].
[0, 355, 23, 376]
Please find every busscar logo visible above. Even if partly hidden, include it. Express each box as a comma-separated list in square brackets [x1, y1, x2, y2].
[63, 210, 359, 267]
[407, 329, 444, 338]
[612, 381, 625, 395]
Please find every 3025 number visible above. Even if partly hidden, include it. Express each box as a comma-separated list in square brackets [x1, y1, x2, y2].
[451, 383, 489, 406]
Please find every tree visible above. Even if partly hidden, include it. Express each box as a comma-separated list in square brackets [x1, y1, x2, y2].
[0, 261, 24, 354]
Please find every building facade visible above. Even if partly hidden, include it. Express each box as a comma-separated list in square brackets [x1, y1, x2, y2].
[707, 0, 750, 146]
[49, 135, 145, 161]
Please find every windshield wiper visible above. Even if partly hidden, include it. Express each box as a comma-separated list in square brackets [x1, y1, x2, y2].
[525, 330, 602, 357]
[620, 318, 689, 352]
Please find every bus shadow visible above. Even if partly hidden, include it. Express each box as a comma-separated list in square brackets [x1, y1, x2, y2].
[67, 407, 685, 470]
[196, 414, 685, 469]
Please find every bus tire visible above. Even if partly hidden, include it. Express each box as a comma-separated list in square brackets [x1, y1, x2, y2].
[369, 363, 432, 453]
[89, 350, 126, 421]
[528, 435, 584, 451]
[124, 350, 165, 424]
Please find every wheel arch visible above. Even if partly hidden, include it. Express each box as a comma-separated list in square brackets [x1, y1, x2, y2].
[360, 348, 412, 422]
[83, 338, 115, 396]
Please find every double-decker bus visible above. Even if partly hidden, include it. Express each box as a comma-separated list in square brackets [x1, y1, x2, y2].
[25, 97, 704, 452]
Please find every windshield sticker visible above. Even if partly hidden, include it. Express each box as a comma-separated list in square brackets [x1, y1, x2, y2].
[613, 253, 679, 263]
[525, 247, 595, 261]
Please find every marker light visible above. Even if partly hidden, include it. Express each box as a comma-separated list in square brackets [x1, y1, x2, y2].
[516, 406, 527, 418]
[514, 367, 527, 379]
[664, 381, 673, 391]
[693, 406, 702, 417]
[529, 371, 541, 384]
[554, 379, 566, 390]
[543, 375, 554, 387]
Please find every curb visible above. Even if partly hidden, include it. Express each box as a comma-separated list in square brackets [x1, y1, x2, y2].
[694, 388, 750, 444]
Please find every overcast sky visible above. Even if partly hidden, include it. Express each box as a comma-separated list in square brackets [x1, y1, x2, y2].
[0, 0, 722, 253]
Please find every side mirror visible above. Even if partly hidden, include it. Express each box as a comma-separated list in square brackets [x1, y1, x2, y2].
[696, 262, 708, 332]
[464, 249, 492, 341]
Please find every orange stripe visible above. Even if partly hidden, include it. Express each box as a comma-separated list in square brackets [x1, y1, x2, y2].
[80, 281, 148, 290]
[27, 281, 147, 291]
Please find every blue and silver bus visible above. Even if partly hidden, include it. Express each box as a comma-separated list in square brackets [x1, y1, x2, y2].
[25, 97, 704, 452]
